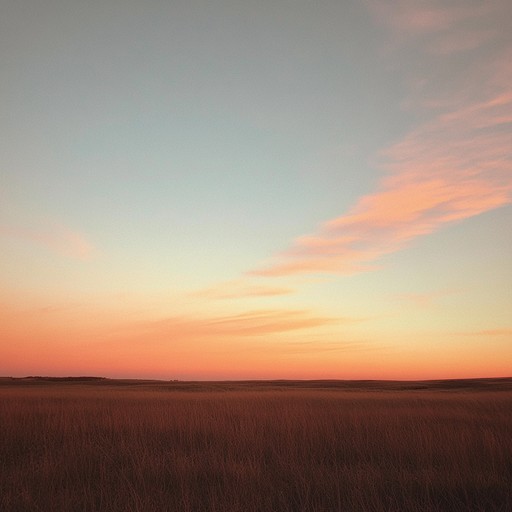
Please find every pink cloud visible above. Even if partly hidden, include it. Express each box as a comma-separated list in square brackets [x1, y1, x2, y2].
[253, 117, 511, 277]
[426, 29, 495, 56]
[251, 18, 512, 277]
[1, 222, 95, 260]
[396, 288, 462, 308]
[365, 0, 499, 41]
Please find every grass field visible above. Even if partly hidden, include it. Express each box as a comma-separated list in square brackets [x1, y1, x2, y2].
[1, 378, 511, 511]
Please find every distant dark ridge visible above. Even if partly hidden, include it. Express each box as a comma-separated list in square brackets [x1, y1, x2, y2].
[1, 376, 511, 391]
[21, 376, 107, 382]
[192, 377, 512, 392]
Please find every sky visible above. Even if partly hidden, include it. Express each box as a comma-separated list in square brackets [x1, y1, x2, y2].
[1, 0, 511, 380]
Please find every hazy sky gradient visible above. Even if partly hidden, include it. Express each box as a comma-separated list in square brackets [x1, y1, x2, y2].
[1, 0, 511, 379]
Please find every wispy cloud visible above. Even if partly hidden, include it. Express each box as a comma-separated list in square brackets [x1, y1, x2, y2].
[0, 222, 95, 259]
[133, 309, 340, 340]
[365, 0, 468, 35]
[426, 29, 495, 56]
[364, 0, 501, 45]
[396, 288, 462, 308]
[251, 2, 512, 277]
[191, 279, 293, 300]
[274, 339, 373, 355]
[457, 329, 512, 337]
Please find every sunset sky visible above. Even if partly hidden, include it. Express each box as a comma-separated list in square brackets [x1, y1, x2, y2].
[1, 0, 511, 380]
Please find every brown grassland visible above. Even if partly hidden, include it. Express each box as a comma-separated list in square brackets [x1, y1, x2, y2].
[1, 377, 511, 511]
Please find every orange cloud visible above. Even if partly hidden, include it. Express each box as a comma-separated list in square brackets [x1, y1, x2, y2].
[191, 280, 293, 300]
[457, 329, 512, 337]
[1, 222, 95, 259]
[129, 309, 339, 339]
[251, 7, 512, 277]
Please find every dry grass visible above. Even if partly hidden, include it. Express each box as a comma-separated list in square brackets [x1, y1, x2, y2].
[1, 379, 511, 511]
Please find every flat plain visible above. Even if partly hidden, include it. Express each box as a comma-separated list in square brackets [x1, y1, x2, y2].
[1, 377, 511, 511]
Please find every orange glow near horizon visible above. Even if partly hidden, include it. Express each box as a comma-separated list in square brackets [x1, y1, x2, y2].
[1, 298, 510, 381]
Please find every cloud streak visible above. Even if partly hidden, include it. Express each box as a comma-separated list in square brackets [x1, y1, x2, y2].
[251, 2, 512, 277]
[457, 329, 512, 338]
[396, 288, 462, 308]
[1, 222, 95, 260]
[191, 280, 293, 300]
[364, 0, 501, 46]
[133, 309, 340, 340]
